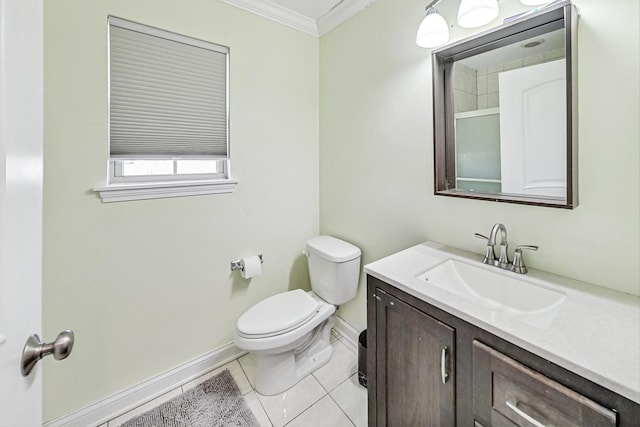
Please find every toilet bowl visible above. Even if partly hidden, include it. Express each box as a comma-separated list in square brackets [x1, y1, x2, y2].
[235, 236, 361, 395]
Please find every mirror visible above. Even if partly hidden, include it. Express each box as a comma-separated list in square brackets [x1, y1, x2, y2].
[432, 1, 578, 208]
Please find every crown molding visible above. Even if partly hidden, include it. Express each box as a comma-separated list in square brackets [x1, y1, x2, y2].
[221, 0, 318, 36]
[221, 0, 377, 37]
[317, 0, 377, 36]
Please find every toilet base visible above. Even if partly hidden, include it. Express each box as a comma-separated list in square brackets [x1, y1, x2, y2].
[255, 314, 335, 395]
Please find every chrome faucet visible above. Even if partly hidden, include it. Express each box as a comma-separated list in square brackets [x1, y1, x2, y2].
[474, 222, 508, 266]
[474, 223, 538, 274]
[489, 223, 509, 268]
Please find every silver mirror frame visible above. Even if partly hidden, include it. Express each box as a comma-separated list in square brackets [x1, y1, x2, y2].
[432, 1, 578, 209]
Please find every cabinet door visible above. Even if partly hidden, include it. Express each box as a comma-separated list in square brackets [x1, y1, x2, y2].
[375, 290, 455, 426]
[473, 340, 617, 427]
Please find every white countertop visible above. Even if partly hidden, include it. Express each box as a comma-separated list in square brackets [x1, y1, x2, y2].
[364, 241, 640, 404]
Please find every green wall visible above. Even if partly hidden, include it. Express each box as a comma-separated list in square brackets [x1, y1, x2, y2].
[43, 0, 318, 421]
[43, 0, 640, 421]
[320, 0, 640, 329]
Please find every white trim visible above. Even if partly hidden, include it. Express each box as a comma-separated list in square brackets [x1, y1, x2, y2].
[221, 0, 318, 36]
[454, 107, 500, 119]
[333, 315, 361, 354]
[317, 0, 377, 37]
[93, 179, 238, 202]
[43, 318, 360, 427]
[456, 177, 502, 183]
[43, 343, 246, 427]
[220, 0, 376, 37]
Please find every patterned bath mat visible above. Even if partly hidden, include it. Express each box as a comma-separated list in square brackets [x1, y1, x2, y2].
[120, 369, 259, 427]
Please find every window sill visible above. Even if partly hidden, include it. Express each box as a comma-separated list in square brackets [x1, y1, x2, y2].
[93, 179, 238, 203]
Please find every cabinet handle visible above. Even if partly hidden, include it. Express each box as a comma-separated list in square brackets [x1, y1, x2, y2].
[441, 346, 449, 384]
[505, 399, 548, 427]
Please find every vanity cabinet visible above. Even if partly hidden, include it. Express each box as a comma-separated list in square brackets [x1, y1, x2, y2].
[372, 290, 455, 425]
[367, 275, 640, 426]
[473, 341, 617, 427]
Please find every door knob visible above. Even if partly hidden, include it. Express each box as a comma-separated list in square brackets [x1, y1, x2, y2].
[21, 330, 74, 376]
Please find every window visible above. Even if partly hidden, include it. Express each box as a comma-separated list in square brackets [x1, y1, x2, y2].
[95, 17, 236, 202]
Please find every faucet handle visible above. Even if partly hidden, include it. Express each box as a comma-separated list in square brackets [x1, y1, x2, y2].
[474, 233, 495, 264]
[511, 245, 539, 274]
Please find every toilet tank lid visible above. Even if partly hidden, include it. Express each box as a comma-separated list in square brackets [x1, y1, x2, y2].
[306, 236, 361, 263]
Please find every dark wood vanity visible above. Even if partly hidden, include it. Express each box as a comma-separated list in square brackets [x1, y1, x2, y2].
[367, 275, 640, 426]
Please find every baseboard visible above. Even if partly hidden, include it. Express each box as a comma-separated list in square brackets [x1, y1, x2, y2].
[333, 315, 362, 354]
[44, 316, 361, 427]
[44, 343, 246, 427]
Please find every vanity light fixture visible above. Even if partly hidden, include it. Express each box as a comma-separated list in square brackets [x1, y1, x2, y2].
[417, 0, 501, 49]
[520, 0, 551, 5]
[457, 0, 500, 28]
[416, 4, 450, 48]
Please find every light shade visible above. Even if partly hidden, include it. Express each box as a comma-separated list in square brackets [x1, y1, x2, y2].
[416, 9, 450, 48]
[457, 0, 499, 28]
[520, 0, 550, 5]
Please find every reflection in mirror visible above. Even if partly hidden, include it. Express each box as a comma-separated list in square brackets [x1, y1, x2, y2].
[453, 29, 565, 198]
[432, 1, 578, 208]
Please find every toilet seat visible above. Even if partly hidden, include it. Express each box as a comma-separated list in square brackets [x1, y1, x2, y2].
[235, 292, 336, 353]
[237, 289, 319, 338]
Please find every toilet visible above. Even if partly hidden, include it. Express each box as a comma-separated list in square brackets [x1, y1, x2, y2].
[234, 236, 361, 395]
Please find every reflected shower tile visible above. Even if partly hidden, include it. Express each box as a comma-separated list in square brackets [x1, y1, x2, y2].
[544, 48, 565, 61]
[465, 93, 478, 111]
[488, 93, 500, 108]
[487, 63, 504, 74]
[477, 74, 487, 95]
[487, 72, 499, 94]
[504, 58, 523, 71]
[524, 53, 544, 66]
[477, 94, 488, 110]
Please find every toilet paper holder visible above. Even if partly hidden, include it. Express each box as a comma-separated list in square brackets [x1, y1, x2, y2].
[230, 254, 263, 272]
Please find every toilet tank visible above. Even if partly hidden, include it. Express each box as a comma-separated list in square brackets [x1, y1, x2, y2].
[306, 236, 361, 305]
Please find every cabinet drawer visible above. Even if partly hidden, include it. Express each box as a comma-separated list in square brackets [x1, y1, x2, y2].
[473, 340, 617, 427]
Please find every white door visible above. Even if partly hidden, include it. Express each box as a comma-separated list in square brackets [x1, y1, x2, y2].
[499, 59, 566, 199]
[0, 0, 44, 425]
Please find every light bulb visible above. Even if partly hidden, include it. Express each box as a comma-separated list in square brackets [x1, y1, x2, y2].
[416, 9, 450, 48]
[520, 0, 550, 5]
[457, 0, 499, 28]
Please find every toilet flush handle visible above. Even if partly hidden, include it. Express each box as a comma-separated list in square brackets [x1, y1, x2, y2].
[302, 250, 309, 258]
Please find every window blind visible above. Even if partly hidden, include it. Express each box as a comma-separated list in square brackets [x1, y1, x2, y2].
[109, 17, 229, 159]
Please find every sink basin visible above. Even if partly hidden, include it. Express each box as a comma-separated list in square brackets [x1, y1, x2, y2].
[417, 259, 566, 329]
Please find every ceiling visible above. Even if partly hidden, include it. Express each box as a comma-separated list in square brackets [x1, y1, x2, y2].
[220, 0, 377, 37]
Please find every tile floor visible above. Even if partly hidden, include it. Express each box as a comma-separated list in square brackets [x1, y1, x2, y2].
[104, 331, 367, 427]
